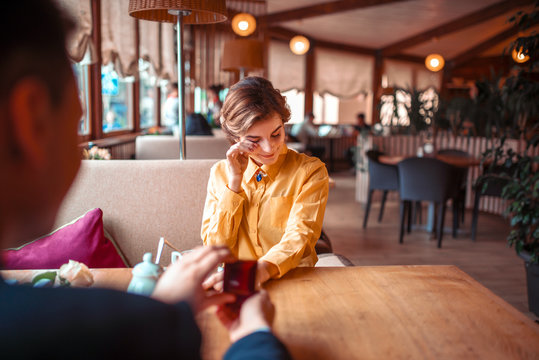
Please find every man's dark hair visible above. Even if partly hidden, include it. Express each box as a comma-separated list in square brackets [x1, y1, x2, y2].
[0, 0, 75, 105]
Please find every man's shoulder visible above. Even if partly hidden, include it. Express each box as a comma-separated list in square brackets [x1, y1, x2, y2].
[0, 284, 200, 359]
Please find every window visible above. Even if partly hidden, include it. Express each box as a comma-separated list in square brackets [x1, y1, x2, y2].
[72, 62, 90, 135]
[379, 87, 439, 128]
[282, 89, 304, 124]
[139, 59, 157, 129]
[419, 87, 439, 126]
[101, 63, 132, 133]
[380, 89, 410, 127]
[194, 86, 207, 115]
[159, 80, 170, 127]
[313, 92, 339, 124]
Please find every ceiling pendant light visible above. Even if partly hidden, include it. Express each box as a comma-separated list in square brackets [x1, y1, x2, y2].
[512, 47, 529, 64]
[290, 35, 310, 55]
[231, 13, 256, 37]
[425, 54, 445, 72]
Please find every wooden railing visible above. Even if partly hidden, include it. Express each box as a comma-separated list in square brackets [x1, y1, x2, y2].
[355, 132, 538, 215]
[79, 133, 140, 160]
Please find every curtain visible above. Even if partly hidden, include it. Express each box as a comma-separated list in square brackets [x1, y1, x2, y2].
[101, 0, 137, 77]
[139, 20, 160, 76]
[56, 0, 93, 63]
[192, 25, 236, 89]
[160, 22, 176, 81]
[315, 48, 373, 98]
[268, 40, 305, 92]
[384, 59, 441, 91]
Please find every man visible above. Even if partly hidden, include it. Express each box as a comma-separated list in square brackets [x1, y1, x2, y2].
[290, 112, 325, 159]
[0, 1, 290, 359]
[354, 112, 371, 133]
[163, 82, 179, 128]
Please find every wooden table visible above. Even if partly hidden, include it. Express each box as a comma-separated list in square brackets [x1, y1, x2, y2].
[379, 154, 481, 168]
[3, 266, 538, 359]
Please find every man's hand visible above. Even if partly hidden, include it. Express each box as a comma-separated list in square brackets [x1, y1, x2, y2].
[152, 246, 235, 313]
[216, 290, 275, 343]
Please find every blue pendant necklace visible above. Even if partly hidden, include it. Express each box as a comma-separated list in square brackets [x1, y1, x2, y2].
[256, 170, 266, 182]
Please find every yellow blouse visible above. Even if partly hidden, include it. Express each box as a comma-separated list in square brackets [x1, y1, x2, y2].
[201, 145, 329, 278]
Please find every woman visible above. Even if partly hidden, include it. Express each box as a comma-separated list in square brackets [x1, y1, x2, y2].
[201, 77, 329, 284]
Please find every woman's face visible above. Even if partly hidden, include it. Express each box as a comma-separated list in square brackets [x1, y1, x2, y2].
[240, 112, 285, 166]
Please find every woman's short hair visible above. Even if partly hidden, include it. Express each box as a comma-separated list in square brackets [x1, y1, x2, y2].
[220, 77, 290, 143]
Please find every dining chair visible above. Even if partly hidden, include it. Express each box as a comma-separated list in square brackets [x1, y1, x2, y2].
[363, 150, 399, 228]
[397, 157, 459, 248]
[471, 164, 513, 241]
[437, 148, 470, 226]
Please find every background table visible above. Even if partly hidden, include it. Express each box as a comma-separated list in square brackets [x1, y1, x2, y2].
[3, 266, 538, 359]
[378, 154, 481, 168]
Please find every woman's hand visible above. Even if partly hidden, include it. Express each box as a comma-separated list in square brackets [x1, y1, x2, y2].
[256, 260, 278, 287]
[226, 140, 257, 193]
[152, 246, 236, 314]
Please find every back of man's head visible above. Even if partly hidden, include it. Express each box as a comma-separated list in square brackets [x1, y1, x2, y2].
[0, 0, 79, 247]
[0, 0, 74, 106]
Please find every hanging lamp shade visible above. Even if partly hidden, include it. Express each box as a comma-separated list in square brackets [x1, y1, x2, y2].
[289, 35, 310, 55]
[128, 0, 227, 24]
[425, 54, 445, 72]
[231, 13, 256, 36]
[222, 39, 264, 74]
[512, 47, 530, 64]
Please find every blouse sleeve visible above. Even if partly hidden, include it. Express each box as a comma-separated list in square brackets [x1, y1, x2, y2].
[201, 163, 246, 249]
[260, 162, 329, 277]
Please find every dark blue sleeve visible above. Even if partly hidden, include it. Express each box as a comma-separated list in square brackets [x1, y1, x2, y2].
[0, 282, 202, 360]
[224, 331, 292, 360]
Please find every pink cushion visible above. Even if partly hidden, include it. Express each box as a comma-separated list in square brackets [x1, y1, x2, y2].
[2, 208, 127, 269]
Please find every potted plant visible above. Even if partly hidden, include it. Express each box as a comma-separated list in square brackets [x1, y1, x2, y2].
[477, 4, 539, 316]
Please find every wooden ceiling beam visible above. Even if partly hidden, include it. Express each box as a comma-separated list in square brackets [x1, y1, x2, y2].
[268, 26, 376, 55]
[449, 17, 539, 67]
[260, 0, 408, 25]
[380, 0, 534, 57]
[315, 38, 376, 56]
[268, 26, 426, 64]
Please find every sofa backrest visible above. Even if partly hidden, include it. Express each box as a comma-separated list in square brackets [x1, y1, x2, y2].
[136, 135, 230, 160]
[55, 160, 218, 266]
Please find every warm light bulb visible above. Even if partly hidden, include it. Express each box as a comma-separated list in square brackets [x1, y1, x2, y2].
[512, 47, 529, 64]
[289, 35, 310, 55]
[231, 13, 256, 37]
[425, 54, 444, 72]
[238, 20, 248, 31]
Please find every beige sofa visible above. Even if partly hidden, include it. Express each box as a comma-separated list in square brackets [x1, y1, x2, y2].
[55, 160, 350, 268]
[136, 135, 230, 160]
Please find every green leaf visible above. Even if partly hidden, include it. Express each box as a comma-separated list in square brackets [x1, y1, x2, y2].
[515, 241, 524, 253]
[31, 271, 56, 285]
